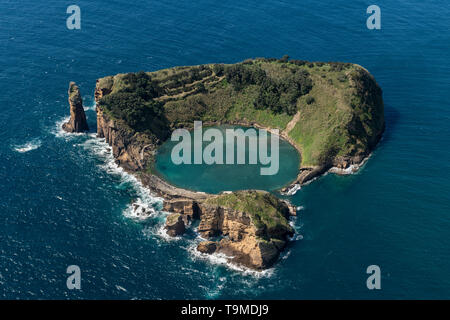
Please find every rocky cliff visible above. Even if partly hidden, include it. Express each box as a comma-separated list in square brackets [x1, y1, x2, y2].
[163, 191, 296, 270]
[62, 82, 89, 133]
[96, 106, 155, 171]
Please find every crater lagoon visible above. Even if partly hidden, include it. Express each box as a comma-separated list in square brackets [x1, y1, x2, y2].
[154, 125, 300, 194]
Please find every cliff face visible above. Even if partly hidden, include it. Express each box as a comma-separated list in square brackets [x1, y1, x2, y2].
[62, 82, 89, 133]
[163, 191, 295, 270]
[96, 107, 147, 171]
[95, 84, 157, 172]
[197, 202, 284, 270]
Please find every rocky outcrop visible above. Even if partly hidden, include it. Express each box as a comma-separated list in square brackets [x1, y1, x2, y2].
[96, 107, 154, 171]
[163, 198, 200, 223]
[94, 77, 113, 102]
[163, 191, 294, 270]
[195, 192, 294, 270]
[165, 213, 186, 236]
[197, 241, 217, 254]
[62, 82, 89, 133]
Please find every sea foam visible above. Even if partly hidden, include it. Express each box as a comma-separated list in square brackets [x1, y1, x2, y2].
[186, 242, 275, 278]
[282, 183, 301, 196]
[80, 136, 164, 221]
[13, 139, 42, 153]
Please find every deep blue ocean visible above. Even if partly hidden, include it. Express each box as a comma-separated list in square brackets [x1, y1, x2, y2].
[1, 0, 449, 299]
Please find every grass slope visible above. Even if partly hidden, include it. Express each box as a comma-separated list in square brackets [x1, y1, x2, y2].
[96, 57, 384, 169]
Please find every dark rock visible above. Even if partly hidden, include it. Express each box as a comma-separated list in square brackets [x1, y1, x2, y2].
[165, 213, 186, 237]
[62, 82, 89, 133]
[197, 241, 217, 254]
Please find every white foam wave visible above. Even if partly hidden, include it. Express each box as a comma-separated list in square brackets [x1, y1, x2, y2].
[282, 183, 301, 196]
[52, 116, 86, 140]
[153, 222, 184, 242]
[115, 285, 128, 292]
[80, 137, 164, 221]
[13, 139, 42, 153]
[329, 153, 373, 175]
[329, 164, 357, 175]
[187, 242, 275, 278]
[123, 198, 158, 220]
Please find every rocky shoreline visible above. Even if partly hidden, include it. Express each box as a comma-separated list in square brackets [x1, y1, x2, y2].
[64, 59, 384, 270]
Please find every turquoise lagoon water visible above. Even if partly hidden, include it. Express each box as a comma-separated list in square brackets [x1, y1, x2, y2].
[155, 126, 300, 193]
[1, 0, 450, 299]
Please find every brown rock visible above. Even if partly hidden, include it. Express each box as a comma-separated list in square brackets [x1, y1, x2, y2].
[163, 199, 199, 224]
[197, 241, 217, 254]
[165, 213, 185, 237]
[62, 82, 89, 133]
[194, 192, 294, 270]
[197, 204, 225, 238]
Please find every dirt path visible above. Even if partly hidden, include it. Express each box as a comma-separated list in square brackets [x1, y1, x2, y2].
[284, 111, 300, 134]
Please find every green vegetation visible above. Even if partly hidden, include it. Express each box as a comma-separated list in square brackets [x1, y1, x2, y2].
[96, 57, 384, 169]
[205, 190, 293, 238]
[287, 63, 384, 166]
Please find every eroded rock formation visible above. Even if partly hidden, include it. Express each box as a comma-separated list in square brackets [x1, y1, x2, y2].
[197, 241, 217, 254]
[163, 191, 295, 270]
[62, 82, 89, 133]
[165, 213, 186, 236]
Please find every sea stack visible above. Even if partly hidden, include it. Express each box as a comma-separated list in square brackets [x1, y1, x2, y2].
[62, 82, 89, 133]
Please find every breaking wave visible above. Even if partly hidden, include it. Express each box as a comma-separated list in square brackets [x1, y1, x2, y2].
[80, 135, 164, 221]
[52, 116, 85, 140]
[13, 139, 42, 153]
[282, 183, 301, 196]
[186, 241, 275, 278]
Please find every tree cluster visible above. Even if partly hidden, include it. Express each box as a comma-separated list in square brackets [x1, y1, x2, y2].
[254, 69, 313, 115]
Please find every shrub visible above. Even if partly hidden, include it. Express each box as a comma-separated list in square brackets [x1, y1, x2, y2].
[290, 60, 308, 66]
[213, 64, 225, 76]
[337, 74, 347, 82]
[224, 64, 254, 91]
[99, 92, 168, 137]
[306, 96, 315, 104]
[253, 68, 312, 116]
[254, 78, 281, 113]
[328, 62, 351, 72]
[121, 71, 163, 99]
[279, 55, 290, 63]
[224, 64, 267, 91]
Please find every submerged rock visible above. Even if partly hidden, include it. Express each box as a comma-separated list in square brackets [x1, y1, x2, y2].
[130, 202, 154, 218]
[62, 82, 89, 133]
[165, 213, 186, 237]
